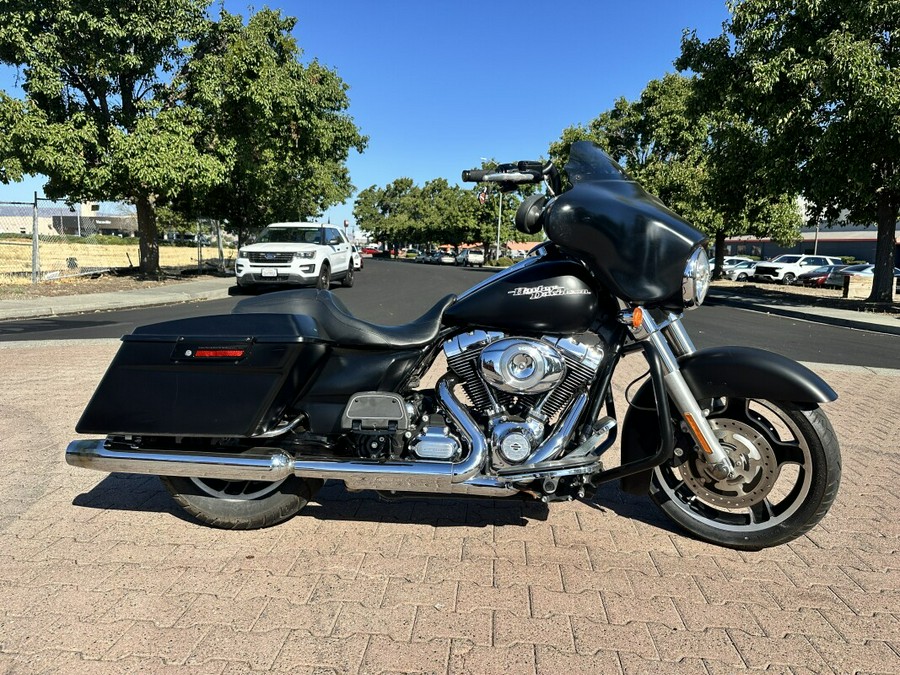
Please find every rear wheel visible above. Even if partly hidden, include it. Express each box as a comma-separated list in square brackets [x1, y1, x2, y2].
[160, 474, 323, 530]
[650, 399, 840, 550]
[341, 267, 354, 287]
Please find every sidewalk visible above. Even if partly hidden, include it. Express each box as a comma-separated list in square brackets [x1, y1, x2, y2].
[1, 275, 899, 335]
[1, 342, 898, 672]
[0, 277, 234, 321]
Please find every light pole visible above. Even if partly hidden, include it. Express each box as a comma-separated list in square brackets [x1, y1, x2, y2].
[496, 193, 502, 261]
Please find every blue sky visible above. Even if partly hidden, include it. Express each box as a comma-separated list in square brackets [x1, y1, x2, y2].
[0, 1, 731, 229]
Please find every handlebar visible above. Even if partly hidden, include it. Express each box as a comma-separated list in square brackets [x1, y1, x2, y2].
[462, 159, 562, 196]
[461, 161, 545, 185]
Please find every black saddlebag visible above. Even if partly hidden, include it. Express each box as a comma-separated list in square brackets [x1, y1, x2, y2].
[76, 313, 329, 437]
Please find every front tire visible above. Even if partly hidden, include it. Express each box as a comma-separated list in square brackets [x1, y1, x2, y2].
[782, 273, 796, 285]
[160, 475, 323, 530]
[650, 399, 840, 550]
[316, 263, 331, 290]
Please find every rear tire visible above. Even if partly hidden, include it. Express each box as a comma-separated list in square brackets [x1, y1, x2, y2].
[160, 475, 323, 530]
[341, 267, 355, 287]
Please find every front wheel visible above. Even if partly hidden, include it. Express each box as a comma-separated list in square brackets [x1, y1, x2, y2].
[650, 399, 840, 550]
[782, 272, 796, 285]
[316, 263, 331, 290]
[160, 475, 323, 530]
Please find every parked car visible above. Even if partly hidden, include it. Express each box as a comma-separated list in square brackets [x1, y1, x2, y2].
[753, 254, 843, 285]
[361, 246, 380, 255]
[824, 263, 900, 288]
[798, 264, 846, 287]
[414, 250, 431, 263]
[351, 245, 363, 271]
[234, 222, 354, 291]
[435, 250, 456, 265]
[712, 256, 754, 273]
[456, 248, 485, 267]
[723, 260, 758, 281]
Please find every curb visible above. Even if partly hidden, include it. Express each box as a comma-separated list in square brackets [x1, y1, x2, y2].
[708, 291, 900, 336]
[0, 286, 233, 322]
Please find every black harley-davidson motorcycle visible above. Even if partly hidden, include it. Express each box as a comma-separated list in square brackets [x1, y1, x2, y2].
[66, 141, 841, 549]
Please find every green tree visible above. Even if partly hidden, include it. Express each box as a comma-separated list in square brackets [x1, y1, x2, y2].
[0, 0, 222, 275]
[0, 2, 365, 275]
[183, 9, 366, 244]
[550, 73, 801, 275]
[680, 0, 900, 302]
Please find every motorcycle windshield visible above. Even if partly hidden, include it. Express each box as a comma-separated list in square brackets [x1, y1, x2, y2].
[564, 141, 633, 183]
[544, 141, 706, 306]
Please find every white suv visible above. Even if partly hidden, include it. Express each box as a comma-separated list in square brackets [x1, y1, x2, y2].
[235, 222, 354, 290]
[753, 254, 843, 285]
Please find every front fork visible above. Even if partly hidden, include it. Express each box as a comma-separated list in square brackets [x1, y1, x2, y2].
[622, 309, 735, 480]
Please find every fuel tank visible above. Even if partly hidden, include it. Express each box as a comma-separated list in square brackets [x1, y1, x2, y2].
[443, 252, 599, 334]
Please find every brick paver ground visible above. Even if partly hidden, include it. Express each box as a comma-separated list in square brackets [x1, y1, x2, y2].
[1, 338, 898, 673]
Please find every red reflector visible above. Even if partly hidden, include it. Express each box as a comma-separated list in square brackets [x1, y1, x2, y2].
[194, 349, 246, 358]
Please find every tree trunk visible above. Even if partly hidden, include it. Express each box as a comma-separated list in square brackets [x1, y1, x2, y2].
[713, 230, 726, 279]
[867, 194, 898, 303]
[135, 195, 160, 277]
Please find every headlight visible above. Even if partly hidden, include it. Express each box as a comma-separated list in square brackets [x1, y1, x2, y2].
[238, 248, 247, 258]
[682, 247, 710, 309]
[293, 251, 316, 260]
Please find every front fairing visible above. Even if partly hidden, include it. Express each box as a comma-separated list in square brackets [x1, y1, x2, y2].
[543, 141, 706, 305]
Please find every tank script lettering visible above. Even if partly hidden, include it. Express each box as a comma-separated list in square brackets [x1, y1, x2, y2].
[508, 286, 592, 300]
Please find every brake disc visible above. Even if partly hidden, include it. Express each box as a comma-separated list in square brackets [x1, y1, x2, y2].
[680, 418, 780, 508]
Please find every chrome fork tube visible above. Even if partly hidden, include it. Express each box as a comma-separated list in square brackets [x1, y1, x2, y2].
[627, 310, 734, 479]
[661, 313, 697, 357]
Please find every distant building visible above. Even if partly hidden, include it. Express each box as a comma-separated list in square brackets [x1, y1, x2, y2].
[0, 202, 137, 237]
[724, 223, 899, 264]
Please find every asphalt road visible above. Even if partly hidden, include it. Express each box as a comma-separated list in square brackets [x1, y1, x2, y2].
[2, 258, 898, 369]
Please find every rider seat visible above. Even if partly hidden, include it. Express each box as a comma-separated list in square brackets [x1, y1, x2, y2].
[232, 289, 457, 348]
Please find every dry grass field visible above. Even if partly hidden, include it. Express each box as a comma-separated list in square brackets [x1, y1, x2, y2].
[0, 239, 235, 283]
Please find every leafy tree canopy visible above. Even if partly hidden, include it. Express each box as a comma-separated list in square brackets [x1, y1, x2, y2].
[680, 0, 900, 301]
[550, 73, 801, 274]
[353, 163, 543, 256]
[0, 1, 365, 274]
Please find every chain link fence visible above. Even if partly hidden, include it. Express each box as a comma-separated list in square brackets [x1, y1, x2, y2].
[0, 197, 234, 283]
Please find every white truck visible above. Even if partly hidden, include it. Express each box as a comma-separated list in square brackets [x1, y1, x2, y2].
[753, 254, 843, 285]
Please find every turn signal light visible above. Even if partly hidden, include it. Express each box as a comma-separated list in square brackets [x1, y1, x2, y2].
[631, 307, 644, 329]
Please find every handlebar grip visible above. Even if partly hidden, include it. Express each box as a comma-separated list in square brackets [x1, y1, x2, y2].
[462, 169, 489, 182]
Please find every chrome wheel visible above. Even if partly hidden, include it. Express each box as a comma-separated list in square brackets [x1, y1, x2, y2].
[651, 398, 840, 549]
[189, 476, 287, 501]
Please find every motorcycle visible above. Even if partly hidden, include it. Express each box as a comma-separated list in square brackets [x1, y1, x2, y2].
[66, 141, 841, 549]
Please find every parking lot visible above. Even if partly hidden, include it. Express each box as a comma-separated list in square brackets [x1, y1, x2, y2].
[1, 337, 899, 673]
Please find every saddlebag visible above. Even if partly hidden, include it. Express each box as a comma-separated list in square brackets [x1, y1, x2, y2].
[76, 313, 329, 437]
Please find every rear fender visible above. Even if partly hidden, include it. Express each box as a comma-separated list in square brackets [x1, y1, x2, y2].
[620, 346, 837, 495]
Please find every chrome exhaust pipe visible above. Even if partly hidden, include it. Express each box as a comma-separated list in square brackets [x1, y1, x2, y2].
[65, 375, 491, 494]
[66, 440, 295, 482]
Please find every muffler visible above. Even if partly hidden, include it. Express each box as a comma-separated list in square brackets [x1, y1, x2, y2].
[66, 376, 495, 493]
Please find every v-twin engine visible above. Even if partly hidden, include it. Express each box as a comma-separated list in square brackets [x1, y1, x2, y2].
[441, 330, 604, 466]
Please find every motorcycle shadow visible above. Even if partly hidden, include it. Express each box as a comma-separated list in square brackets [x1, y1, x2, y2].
[72, 474, 555, 529]
[71, 475, 676, 534]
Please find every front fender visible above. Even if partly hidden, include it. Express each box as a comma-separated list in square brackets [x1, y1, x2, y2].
[619, 346, 836, 495]
[678, 346, 836, 403]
